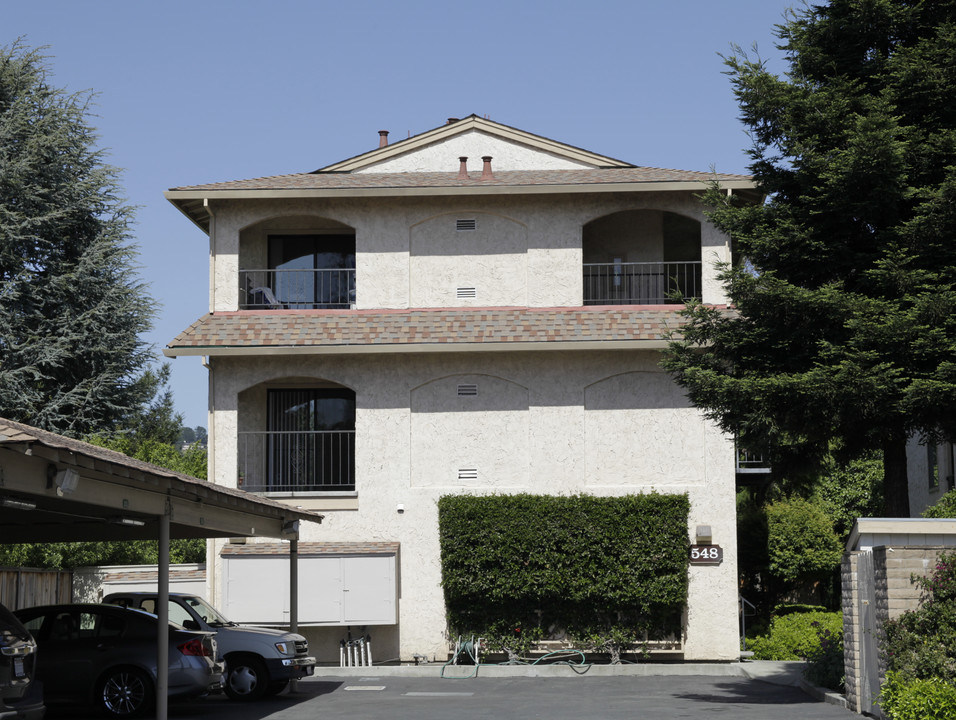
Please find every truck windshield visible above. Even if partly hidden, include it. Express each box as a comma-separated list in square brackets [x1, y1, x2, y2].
[184, 596, 235, 627]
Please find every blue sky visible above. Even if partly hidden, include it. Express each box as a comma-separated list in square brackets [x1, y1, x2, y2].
[6, 0, 795, 429]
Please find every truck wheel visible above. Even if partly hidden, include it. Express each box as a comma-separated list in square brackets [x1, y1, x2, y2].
[224, 656, 268, 701]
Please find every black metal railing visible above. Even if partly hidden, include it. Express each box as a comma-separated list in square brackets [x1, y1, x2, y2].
[239, 269, 356, 309]
[238, 430, 355, 492]
[583, 261, 701, 305]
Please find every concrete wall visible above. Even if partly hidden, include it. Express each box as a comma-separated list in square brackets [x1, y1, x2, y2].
[354, 129, 595, 174]
[907, 437, 955, 516]
[206, 349, 739, 663]
[215, 191, 731, 312]
[842, 546, 947, 716]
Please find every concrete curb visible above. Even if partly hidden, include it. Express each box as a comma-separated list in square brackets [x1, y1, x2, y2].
[799, 679, 849, 710]
[313, 660, 849, 709]
[314, 662, 748, 678]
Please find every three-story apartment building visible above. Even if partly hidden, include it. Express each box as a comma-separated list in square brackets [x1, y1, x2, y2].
[165, 116, 755, 662]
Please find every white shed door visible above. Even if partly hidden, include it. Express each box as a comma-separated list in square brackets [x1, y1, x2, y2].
[222, 554, 396, 625]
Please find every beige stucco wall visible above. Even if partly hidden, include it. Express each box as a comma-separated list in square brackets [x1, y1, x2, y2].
[206, 349, 739, 662]
[210, 192, 731, 313]
[355, 129, 595, 173]
[907, 436, 955, 516]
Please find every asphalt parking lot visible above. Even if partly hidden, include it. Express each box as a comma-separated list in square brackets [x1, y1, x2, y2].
[48, 663, 856, 720]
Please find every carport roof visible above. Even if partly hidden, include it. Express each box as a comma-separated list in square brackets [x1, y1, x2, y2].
[0, 418, 322, 544]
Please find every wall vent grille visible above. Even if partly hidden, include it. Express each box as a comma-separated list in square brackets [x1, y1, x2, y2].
[458, 468, 478, 480]
[456, 219, 477, 231]
[457, 384, 478, 397]
[457, 287, 477, 299]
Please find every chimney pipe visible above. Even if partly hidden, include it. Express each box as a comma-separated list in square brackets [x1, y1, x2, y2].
[378, 130, 389, 148]
[457, 157, 469, 180]
[481, 156, 494, 180]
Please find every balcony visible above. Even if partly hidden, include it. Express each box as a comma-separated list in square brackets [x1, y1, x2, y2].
[736, 448, 771, 474]
[240, 269, 356, 310]
[237, 430, 355, 493]
[583, 261, 701, 305]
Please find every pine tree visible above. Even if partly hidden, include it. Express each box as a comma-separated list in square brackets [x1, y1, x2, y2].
[663, 0, 956, 516]
[0, 41, 157, 436]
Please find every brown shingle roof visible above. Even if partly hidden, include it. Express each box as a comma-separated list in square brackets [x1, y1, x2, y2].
[221, 541, 399, 557]
[165, 307, 702, 355]
[170, 167, 750, 192]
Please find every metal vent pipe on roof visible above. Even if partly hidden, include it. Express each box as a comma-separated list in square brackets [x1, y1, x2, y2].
[378, 130, 389, 148]
[457, 157, 469, 180]
[481, 156, 494, 180]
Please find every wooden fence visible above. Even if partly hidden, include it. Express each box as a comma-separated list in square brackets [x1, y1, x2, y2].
[0, 567, 72, 610]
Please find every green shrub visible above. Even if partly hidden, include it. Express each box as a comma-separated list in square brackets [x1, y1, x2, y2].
[803, 618, 844, 691]
[923, 489, 956, 519]
[773, 603, 827, 617]
[882, 551, 956, 683]
[765, 498, 842, 585]
[880, 671, 956, 720]
[438, 493, 689, 656]
[748, 611, 842, 661]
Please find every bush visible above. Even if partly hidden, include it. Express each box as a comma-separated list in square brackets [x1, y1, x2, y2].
[923, 489, 956, 519]
[880, 671, 956, 720]
[438, 493, 689, 656]
[882, 551, 956, 683]
[748, 611, 842, 661]
[803, 618, 844, 691]
[765, 498, 843, 585]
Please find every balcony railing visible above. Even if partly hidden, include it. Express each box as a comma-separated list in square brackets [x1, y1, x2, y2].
[240, 269, 356, 309]
[238, 430, 355, 493]
[736, 448, 771, 474]
[583, 261, 701, 305]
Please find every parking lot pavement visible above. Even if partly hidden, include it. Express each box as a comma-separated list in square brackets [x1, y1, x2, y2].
[119, 667, 857, 720]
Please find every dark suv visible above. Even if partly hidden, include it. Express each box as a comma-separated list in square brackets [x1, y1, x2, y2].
[0, 601, 43, 720]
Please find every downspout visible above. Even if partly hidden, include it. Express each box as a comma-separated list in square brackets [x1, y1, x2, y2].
[202, 198, 219, 605]
[203, 354, 216, 603]
[204, 198, 216, 311]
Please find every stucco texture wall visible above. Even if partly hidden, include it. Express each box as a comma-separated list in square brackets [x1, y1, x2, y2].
[210, 191, 731, 313]
[207, 349, 739, 662]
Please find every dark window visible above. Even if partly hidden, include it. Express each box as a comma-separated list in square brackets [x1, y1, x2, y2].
[267, 389, 355, 491]
[268, 234, 355, 308]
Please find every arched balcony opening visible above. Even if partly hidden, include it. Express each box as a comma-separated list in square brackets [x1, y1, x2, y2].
[237, 379, 355, 494]
[582, 210, 701, 305]
[239, 215, 356, 310]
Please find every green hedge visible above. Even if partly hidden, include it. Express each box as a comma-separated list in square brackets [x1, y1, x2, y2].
[438, 493, 689, 654]
[881, 672, 956, 720]
[748, 611, 842, 662]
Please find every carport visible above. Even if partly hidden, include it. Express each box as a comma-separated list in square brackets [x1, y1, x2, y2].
[0, 418, 323, 720]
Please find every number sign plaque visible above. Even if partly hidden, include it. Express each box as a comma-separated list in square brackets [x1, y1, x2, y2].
[689, 545, 723, 565]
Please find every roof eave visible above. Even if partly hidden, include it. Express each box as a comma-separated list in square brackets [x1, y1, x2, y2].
[164, 338, 672, 358]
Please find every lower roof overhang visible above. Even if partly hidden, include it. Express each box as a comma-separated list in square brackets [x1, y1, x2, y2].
[0, 419, 322, 544]
[164, 338, 671, 358]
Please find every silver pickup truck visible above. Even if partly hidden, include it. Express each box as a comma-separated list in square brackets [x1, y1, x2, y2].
[103, 592, 315, 701]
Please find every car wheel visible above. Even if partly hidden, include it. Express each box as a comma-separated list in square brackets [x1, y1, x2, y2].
[224, 656, 269, 701]
[98, 667, 154, 718]
[265, 679, 289, 696]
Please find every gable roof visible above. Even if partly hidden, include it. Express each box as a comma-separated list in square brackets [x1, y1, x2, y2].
[165, 114, 756, 233]
[319, 115, 634, 172]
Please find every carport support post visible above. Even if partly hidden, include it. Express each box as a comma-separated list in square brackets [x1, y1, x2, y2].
[290, 537, 299, 693]
[157, 504, 170, 720]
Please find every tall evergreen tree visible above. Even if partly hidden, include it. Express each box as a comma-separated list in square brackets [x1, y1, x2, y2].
[663, 0, 956, 516]
[0, 42, 157, 436]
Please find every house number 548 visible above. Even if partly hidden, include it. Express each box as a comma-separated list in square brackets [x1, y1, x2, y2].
[689, 545, 722, 564]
